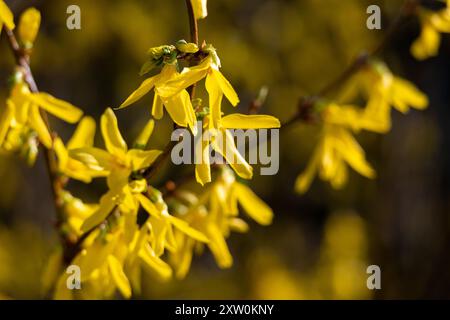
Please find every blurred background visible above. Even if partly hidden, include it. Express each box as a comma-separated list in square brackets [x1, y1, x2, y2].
[0, 0, 449, 299]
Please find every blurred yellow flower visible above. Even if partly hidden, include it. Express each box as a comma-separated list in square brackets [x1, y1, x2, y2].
[411, 0, 450, 60]
[295, 124, 375, 194]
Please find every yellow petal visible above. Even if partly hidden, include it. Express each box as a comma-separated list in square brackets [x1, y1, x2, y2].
[128, 149, 162, 171]
[211, 68, 239, 106]
[29, 92, 83, 123]
[191, 0, 208, 20]
[195, 137, 211, 185]
[0, 100, 14, 146]
[139, 243, 172, 280]
[70, 147, 114, 171]
[118, 76, 157, 109]
[0, 0, 15, 30]
[205, 71, 223, 129]
[134, 119, 154, 148]
[158, 58, 210, 98]
[233, 182, 273, 225]
[221, 114, 281, 129]
[166, 215, 209, 243]
[411, 23, 440, 60]
[332, 127, 376, 179]
[211, 130, 253, 180]
[162, 89, 197, 133]
[29, 104, 52, 148]
[101, 108, 128, 157]
[67, 116, 96, 150]
[136, 194, 161, 218]
[80, 192, 116, 232]
[391, 77, 429, 113]
[295, 143, 321, 194]
[107, 255, 132, 299]
[151, 94, 164, 119]
[228, 218, 249, 233]
[18, 8, 41, 45]
[53, 137, 68, 170]
[205, 223, 233, 268]
[360, 95, 392, 133]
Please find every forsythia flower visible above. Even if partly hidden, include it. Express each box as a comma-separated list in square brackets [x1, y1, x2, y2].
[411, 0, 450, 60]
[119, 63, 197, 134]
[0, 81, 83, 150]
[53, 116, 105, 183]
[191, 0, 208, 20]
[296, 60, 428, 194]
[0, 0, 14, 34]
[169, 167, 273, 278]
[18, 7, 41, 47]
[195, 112, 281, 185]
[57, 108, 209, 299]
[61, 191, 99, 238]
[158, 53, 239, 130]
[295, 124, 375, 193]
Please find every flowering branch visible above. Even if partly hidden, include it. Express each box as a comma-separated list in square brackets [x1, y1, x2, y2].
[3, 26, 66, 223]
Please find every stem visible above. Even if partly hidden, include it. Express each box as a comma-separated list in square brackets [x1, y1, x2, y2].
[185, 0, 199, 45]
[144, 1, 199, 182]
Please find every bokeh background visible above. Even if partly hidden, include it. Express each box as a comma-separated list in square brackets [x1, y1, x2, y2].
[0, 0, 449, 299]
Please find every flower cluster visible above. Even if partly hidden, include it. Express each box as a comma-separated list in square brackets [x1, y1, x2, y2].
[295, 59, 428, 193]
[411, 0, 450, 60]
[1, 0, 279, 299]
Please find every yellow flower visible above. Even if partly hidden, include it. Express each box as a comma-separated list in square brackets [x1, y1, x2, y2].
[53, 116, 106, 183]
[1, 82, 83, 149]
[159, 55, 239, 130]
[336, 61, 428, 134]
[195, 112, 280, 185]
[18, 7, 40, 47]
[61, 191, 99, 237]
[366, 62, 429, 114]
[191, 0, 208, 20]
[411, 1, 450, 60]
[0, 0, 14, 34]
[70, 108, 208, 249]
[54, 185, 209, 299]
[295, 125, 375, 194]
[170, 167, 273, 278]
[119, 64, 197, 134]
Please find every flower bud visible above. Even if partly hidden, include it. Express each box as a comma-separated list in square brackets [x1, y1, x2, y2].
[18, 8, 41, 48]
